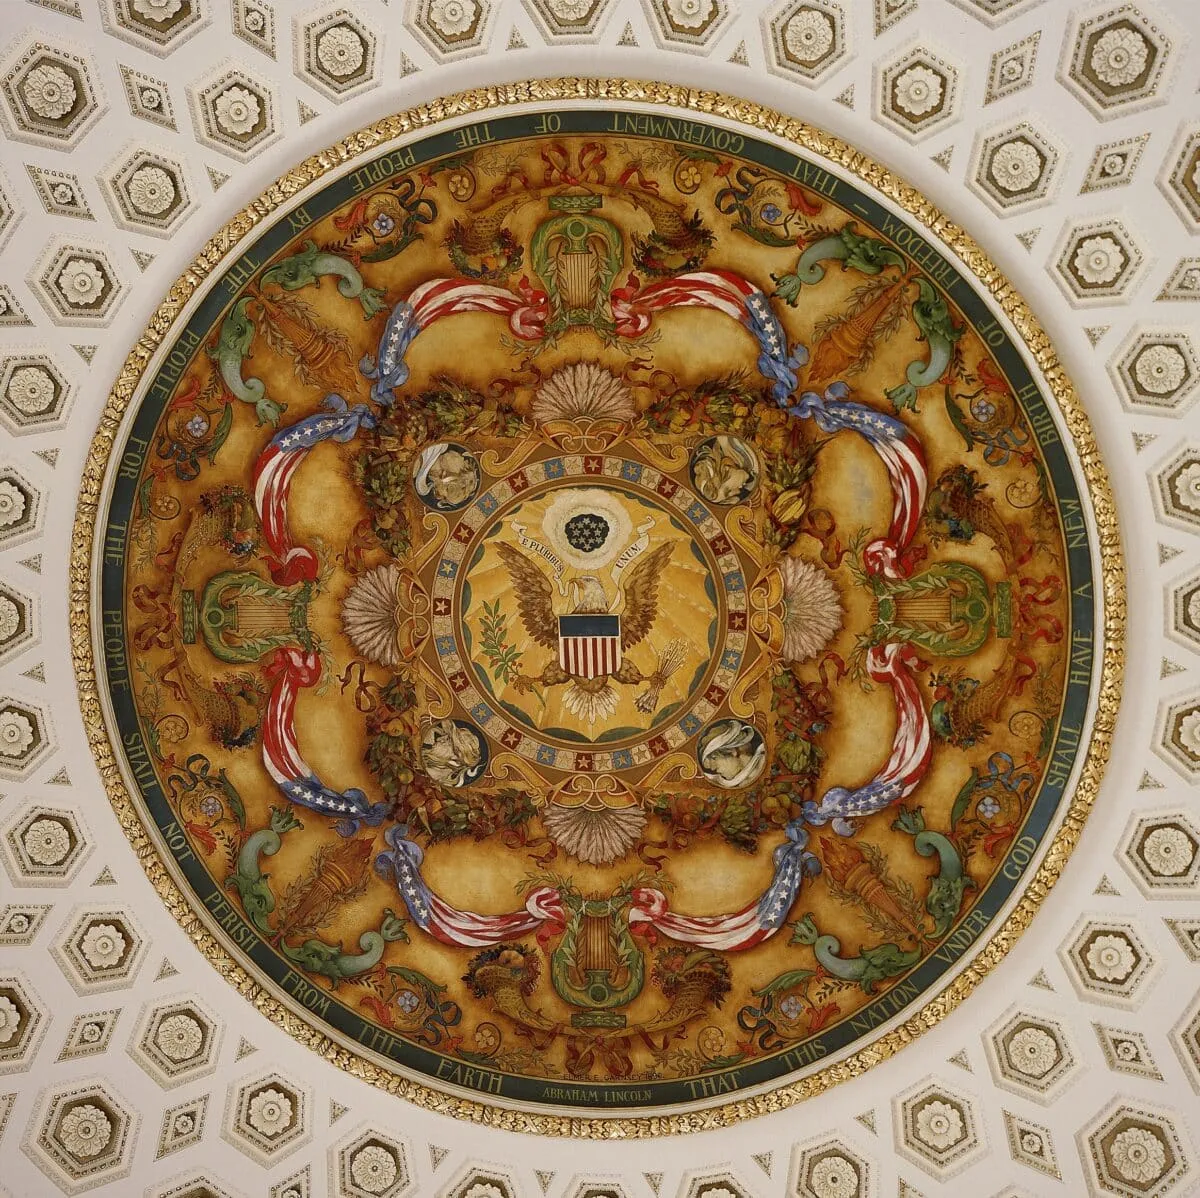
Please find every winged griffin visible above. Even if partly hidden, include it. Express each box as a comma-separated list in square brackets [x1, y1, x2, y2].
[495, 541, 687, 725]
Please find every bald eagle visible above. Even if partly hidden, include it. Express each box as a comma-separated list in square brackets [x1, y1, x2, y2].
[495, 541, 685, 725]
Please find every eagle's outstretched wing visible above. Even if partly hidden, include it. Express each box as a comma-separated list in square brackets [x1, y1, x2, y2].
[495, 542, 558, 649]
[620, 542, 674, 650]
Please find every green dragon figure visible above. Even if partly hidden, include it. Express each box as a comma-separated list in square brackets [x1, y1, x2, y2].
[892, 806, 974, 938]
[885, 277, 965, 412]
[789, 913, 920, 994]
[210, 297, 285, 427]
[772, 223, 906, 301]
[261, 239, 387, 318]
[279, 911, 409, 987]
[226, 805, 302, 934]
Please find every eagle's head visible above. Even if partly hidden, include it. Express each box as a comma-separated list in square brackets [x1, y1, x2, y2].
[571, 575, 609, 614]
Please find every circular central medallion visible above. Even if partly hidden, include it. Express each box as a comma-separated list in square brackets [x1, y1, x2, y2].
[75, 86, 1118, 1130]
[447, 461, 731, 770]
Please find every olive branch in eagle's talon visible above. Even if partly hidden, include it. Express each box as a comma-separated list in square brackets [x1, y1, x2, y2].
[479, 598, 523, 686]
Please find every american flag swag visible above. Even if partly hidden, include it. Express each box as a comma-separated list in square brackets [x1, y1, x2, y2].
[361, 276, 550, 406]
[375, 826, 566, 948]
[791, 382, 928, 581]
[802, 641, 933, 836]
[252, 395, 377, 586]
[260, 646, 388, 835]
[611, 268, 763, 335]
[610, 269, 808, 403]
[629, 824, 820, 950]
[630, 888, 775, 951]
[608, 271, 927, 582]
[374, 824, 819, 951]
[557, 613, 621, 679]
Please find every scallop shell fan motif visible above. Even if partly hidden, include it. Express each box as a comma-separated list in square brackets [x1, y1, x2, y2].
[341, 564, 404, 668]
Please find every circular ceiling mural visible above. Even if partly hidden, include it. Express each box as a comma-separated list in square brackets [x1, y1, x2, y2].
[74, 81, 1120, 1132]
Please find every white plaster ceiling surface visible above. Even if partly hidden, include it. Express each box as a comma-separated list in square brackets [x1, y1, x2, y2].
[0, 0, 1197, 1194]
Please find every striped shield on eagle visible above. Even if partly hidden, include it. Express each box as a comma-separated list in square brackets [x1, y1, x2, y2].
[557, 613, 621, 680]
[493, 540, 686, 725]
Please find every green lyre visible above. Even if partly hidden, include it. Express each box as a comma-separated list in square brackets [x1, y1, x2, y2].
[531, 202, 624, 335]
[194, 570, 314, 664]
[550, 890, 645, 1028]
[869, 561, 1008, 657]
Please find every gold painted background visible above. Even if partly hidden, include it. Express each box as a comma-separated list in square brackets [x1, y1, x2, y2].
[74, 79, 1122, 1137]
